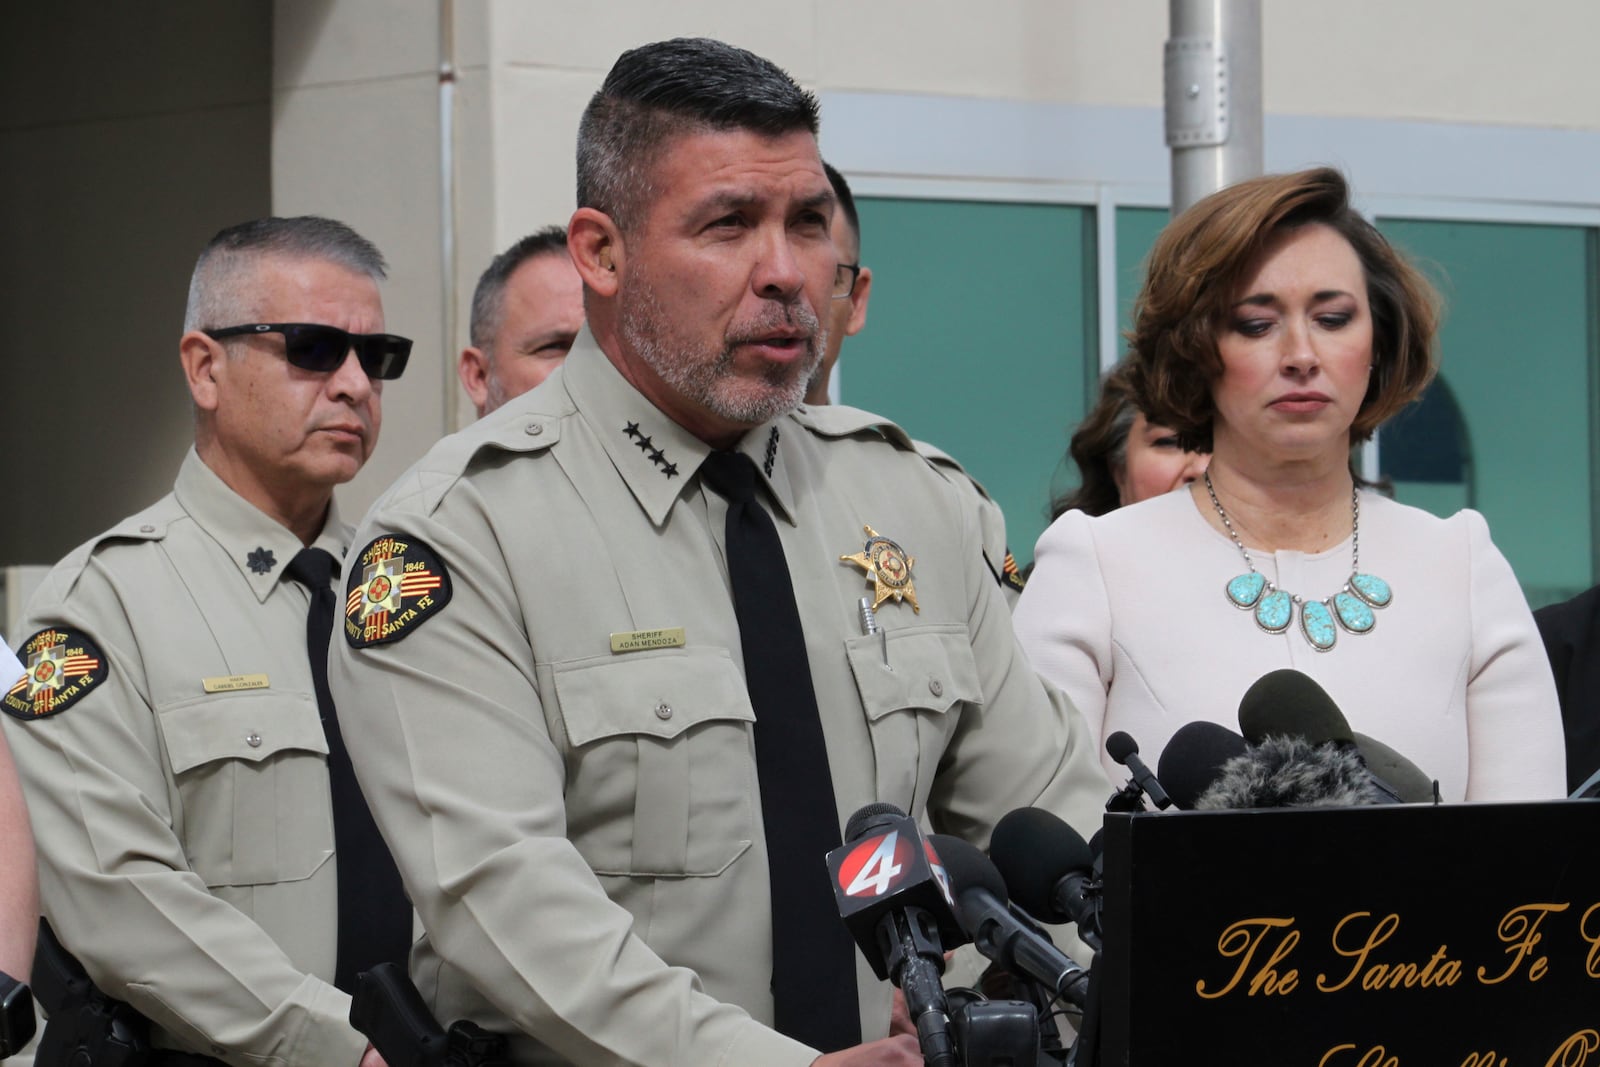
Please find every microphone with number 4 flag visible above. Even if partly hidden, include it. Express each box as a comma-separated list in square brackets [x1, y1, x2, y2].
[828, 803, 966, 1067]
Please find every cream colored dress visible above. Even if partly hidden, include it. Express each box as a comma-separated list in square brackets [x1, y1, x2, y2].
[1013, 488, 1565, 802]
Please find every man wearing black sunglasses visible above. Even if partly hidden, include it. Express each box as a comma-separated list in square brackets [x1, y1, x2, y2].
[2, 216, 409, 1067]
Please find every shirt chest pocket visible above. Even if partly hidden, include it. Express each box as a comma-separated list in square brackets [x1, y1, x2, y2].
[845, 626, 982, 815]
[156, 691, 333, 888]
[554, 648, 755, 878]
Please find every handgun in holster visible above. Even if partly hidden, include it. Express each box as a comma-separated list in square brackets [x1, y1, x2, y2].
[32, 918, 150, 1067]
[0, 966, 35, 1061]
[350, 963, 507, 1067]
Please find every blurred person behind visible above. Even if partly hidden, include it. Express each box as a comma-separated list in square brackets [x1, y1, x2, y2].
[1050, 360, 1208, 520]
[1534, 584, 1600, 793]
[809, 162, 1028, 602]
[458, 226, 585, 417]
[0, 644, 35, 985]
[1013, 167, 1563, 801]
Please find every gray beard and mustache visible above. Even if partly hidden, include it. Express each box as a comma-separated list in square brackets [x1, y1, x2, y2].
[619, 270, 826, 427]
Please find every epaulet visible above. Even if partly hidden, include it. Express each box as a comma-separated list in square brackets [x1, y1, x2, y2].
[98, 497, 182, 545]
[382, 391, 572, 517]
[791, 403, 917, 452]
[909, 438, 1023, 597]
[37, 497, 182, 605]
[910, 438, 999, 505]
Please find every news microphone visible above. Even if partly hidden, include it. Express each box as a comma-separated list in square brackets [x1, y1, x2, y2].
[1352, 731, 1438, 805]
[988, 807, 1102, 950]
[827, 803, 960, 1067]
[928, 834, 1092, 1008]
[1157, 721, 1250, 810]
[1237, 669, 1352, 747]
[1195, 734, 1385, 809]
[1236, 669, 1411, 804]
[1105, 731, 1173, 810]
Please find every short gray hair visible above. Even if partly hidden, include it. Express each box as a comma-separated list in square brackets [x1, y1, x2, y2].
[184, 216, 387, 332]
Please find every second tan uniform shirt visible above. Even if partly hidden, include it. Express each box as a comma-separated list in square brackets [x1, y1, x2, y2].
[0, 451, 373, 1067]
[912, 440, 1027, 607]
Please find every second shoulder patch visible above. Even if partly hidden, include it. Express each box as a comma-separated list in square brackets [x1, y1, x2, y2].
[344, 535, 453, 648]
[3, 628, 109, 720]
[1001, 549, 1027, 594]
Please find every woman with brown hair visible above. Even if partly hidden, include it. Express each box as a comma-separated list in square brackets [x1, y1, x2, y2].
[1014, 167, 1563, 801]
[1051, 361, 1208, 520]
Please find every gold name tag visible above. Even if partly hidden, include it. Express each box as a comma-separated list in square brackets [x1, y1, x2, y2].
[201, 673, 270, 693]
[609, 627, 686, 654]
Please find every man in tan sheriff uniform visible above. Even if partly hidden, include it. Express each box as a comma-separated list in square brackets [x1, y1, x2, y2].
[1, 217, 411, 1067]
[328, 38, 1109, 1067]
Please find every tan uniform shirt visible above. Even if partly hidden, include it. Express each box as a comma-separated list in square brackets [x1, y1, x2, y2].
[0, 450, 370, 1067]
[912, 441, 1025, 608]
[328, 331, 1109, 1067]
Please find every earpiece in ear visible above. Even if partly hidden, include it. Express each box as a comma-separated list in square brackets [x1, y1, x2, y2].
[598, 250, 614, 272]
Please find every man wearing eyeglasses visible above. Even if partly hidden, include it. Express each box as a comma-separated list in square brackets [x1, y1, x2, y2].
[806, 163, 1026, 606]
[804, 163, 872, 410]
[1, 216, 410, 1067]
[330, 39, 1106, 1067]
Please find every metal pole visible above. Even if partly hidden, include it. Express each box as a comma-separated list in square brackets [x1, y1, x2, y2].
[439, 0, 460, 431]
[1165, 0, 1263, 215]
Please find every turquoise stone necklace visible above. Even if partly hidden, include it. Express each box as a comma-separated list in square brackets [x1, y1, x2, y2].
[1204, 471, 1393, 652]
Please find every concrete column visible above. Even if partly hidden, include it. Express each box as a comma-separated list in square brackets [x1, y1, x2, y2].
[0, 2, 271, 565]
[271, 0, 493, 518]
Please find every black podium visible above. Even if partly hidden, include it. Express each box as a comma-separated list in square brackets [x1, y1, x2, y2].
[1097, 801, 1600, 1065]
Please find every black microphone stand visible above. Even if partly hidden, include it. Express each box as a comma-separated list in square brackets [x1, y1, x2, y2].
[1064, 950, 1103, 1067]
[1104, 780, 1150, 814]
[950, 993, 1045, 1066]
[879, 906, 957, 1067]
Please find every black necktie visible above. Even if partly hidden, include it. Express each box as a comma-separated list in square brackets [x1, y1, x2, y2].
[286, 547, 412, 992]
[699, 451, 860, 1051]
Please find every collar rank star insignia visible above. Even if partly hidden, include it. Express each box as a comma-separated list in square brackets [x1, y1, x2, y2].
[343, 534, 453, 648]
[623, 422, 678, 478]
[762, 426, 780, 477]
[3, 628, 109, 720]
[841, 525, 920, 613]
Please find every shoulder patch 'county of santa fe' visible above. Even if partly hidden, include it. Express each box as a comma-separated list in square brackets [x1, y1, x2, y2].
[344, 534, 453, 648]
[1001, 549, 1027, 594]
[3, 628, 109, 720]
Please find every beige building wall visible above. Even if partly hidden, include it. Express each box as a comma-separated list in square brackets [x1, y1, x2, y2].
[0, 3, 272, 566]
[7, 0, 1600, 561]
[484, 0, 1600, 250]
[482, 3, 1170, 281]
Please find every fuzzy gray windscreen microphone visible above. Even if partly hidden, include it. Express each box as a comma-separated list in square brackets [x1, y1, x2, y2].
[1195, 735, 1384, 810]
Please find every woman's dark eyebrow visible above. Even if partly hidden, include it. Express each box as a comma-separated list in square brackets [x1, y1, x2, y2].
[1234, 288, 1355, 308]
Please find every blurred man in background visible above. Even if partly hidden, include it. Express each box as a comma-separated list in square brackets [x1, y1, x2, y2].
[458, 226, 585, 417]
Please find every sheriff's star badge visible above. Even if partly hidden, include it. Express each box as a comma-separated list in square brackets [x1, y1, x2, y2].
[841, 525, 920, 613]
